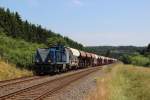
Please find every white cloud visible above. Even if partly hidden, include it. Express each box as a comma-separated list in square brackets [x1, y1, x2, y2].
[72, 0, 83, 6]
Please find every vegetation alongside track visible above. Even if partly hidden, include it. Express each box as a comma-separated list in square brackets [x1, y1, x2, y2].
[0, 32, 45, 68]
[0, 60, 33, 81]
[87, 63, 150, 100]
[87, 44, 150, 67]
[120, 54, 150, 67]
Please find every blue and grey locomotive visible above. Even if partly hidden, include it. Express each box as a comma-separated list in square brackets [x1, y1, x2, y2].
[34, 45, 80, 74]
[35, 45, 68, 74]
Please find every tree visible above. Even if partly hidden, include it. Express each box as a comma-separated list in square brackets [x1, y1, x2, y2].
[139, 44, 150, 56]
[47, 37, 67, 47]
[119, 55, 131, 64]
[105, 50, 111, 57]
[147, 44, 150, 51]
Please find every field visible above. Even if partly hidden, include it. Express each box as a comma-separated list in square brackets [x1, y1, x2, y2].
[87, 63, 150, 100]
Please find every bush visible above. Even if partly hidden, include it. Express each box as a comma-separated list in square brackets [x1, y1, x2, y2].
[120, 54, 150, 67]
[119, 55, 131, 64]
[130, 55, 150, 67]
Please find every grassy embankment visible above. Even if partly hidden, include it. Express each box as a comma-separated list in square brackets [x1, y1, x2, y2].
[0, 60, 33, 81]
[87, 63, 150, 100]
[0, 32, 45, 68]
[0, 32, 45, 80]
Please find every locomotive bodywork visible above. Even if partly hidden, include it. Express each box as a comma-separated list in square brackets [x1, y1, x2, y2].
[35, 45, 68, 74]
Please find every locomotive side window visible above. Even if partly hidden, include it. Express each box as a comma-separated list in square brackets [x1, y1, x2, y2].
[50, 50, 55, 63]
[62, 52, 66, 62]
[56, 51, 61, 62]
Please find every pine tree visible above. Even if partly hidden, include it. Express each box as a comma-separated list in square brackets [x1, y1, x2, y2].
[147, 44, 150, 52]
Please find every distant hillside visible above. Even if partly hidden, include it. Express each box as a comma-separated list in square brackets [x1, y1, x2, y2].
[85, 46, 145, 58]
[86, 45, 150, 67]
[0, 7, 84, 50]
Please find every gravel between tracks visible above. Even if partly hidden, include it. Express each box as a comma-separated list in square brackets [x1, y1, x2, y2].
[44, 66, 108, 100]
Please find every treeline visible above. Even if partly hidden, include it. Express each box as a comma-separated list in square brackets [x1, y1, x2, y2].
[0, 7, 84, 50]
[120, 44, 150, 67]
[85, 46, 144, 58]
[86, 45, 150, 67]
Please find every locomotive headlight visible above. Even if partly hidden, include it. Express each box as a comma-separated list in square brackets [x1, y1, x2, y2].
[48, 60, 51, 63]
[36, 59, 39, 63]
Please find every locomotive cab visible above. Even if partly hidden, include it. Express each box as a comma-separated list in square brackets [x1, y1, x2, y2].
[34, 45, 68, 74]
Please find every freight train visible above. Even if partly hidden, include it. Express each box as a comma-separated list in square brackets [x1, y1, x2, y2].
[34, 45, 117, 74]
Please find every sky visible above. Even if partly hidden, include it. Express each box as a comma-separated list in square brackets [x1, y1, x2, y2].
[0, 0, 150, 46]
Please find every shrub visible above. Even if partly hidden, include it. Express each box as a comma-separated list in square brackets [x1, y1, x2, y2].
[119, 54, 131, 64]
[130, 55, 150, 67]
[120, 54, 150, 67]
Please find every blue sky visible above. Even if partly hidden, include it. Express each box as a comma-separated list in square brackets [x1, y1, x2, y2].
[0, 0, 150, 46]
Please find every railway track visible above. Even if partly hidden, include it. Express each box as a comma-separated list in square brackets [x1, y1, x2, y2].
[0, 76, 41, 88]
[0, 76, 32, 84]
[0, 67, 101, 100]
[0, 75, 51, 98]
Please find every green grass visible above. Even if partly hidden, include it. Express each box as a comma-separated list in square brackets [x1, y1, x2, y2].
[109, 64, 150, 100]
[82, 64, 150, 100]
[0, 32, 46, 69]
